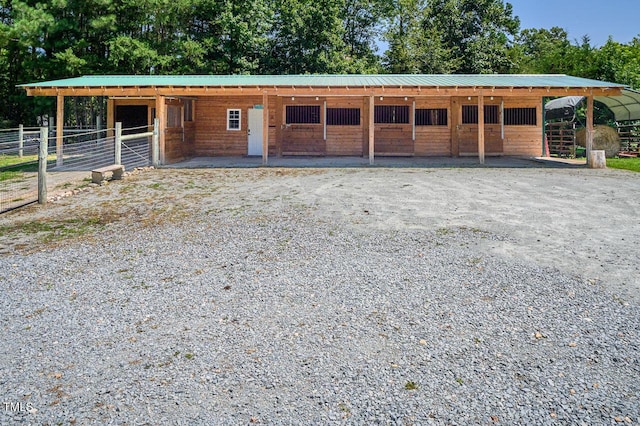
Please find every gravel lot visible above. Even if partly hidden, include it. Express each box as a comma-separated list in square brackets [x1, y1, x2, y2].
[1, 162, 639, 424]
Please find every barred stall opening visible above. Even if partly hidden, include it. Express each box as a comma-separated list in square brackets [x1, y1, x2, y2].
[327, 108, 360, 126]
[504, 107, 537, 126]
[462, 105, 499, 124]
[375, 105, 410, 124]
[416, 108, 448, 126]
[286, 105, 321, 124]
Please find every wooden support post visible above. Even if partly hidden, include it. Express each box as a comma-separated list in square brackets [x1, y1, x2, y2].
[152, 118, 160, 167]
[115, 122, 122, 165]
[107, 98, 115, 138]
[155, 95, 166, 165]
[478, 93, 485, 165]
[262, 92, 269, 165]
[412, 100, 416, 141]
[369, 95, 375, 165]
[323, 100, 327, 141]
[451, 97, 460, 157]
[18, 124, 24, 157]
[586, 94, 594, 166]
[38, 127, 48, 204]
[275, 96, 283, 157]
[56, 94, 64, 167]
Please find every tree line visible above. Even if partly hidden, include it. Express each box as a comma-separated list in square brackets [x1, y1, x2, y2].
[1, 0, 639, 126]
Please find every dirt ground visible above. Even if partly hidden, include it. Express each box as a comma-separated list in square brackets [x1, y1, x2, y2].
[1, 159, 638, 303]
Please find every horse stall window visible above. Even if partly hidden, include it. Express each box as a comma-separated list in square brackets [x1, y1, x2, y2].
[184, 99, 194, 122]
[375, 105, 410, 124]
[327, 108, 361, 126]
[286, 105, 321, 124]
[227, 109, 241, 130]
[462, 105, 500, 124]
[415, 108, 448, 126]
[504, 107, 537, 125]
[167, 105, 182, 128]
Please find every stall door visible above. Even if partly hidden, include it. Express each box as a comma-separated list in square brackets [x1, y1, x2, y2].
[452, 97, 503, 156]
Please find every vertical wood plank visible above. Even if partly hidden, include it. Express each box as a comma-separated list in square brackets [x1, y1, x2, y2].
[478, 93, 485, 165]
[369, 95, 375, 165]
[263, 92, 269, 165]
[451, 97, 460, 157]
[412, 100, 416, 141]
[107, 98, 115, 138]
[275, 96, 283, 157]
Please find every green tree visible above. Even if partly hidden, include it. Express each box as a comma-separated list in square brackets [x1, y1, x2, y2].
[513, 27, 573, 74]
[341, 0, 384, 73]
[421, 0, 520, 73]
[382, 0, 424, 73]
[593, 37, 640, 89]
[264, 0, 350, 74]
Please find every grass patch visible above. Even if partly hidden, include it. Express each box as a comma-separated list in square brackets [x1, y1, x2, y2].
[0, 156, 40, 182]
[0, 170, 24, 182]
[404, 381, 419, 390]
[0, 154, 38, 168]
[147, 182, 164, 190]
[607, 157, 640, 172]
[0, 216, 105, 242]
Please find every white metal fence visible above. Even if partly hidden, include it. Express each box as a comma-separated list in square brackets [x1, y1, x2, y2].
[1, 121, 158, 214]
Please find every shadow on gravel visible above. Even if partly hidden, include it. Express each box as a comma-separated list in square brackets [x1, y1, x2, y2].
[165, 156, 587, 170]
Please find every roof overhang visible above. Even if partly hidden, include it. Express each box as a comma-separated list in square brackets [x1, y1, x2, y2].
[19, 74, 625, 98]
[545, 89, 640, 122]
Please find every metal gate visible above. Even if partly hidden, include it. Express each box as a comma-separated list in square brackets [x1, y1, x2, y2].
[0, 127, 42, 213]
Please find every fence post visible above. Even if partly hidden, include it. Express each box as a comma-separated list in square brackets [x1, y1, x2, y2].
[38, 127, 48, 204]
[152, 118, 159, 167]
[18, 124, 24, 157]
[96, 115, 103, 141]
[115, 121, 122, 165]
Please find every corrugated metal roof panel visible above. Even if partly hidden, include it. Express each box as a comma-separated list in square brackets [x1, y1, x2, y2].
[20, 74, 625, 89]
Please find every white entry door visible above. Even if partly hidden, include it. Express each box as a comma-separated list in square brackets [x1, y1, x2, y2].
[247, 108, 263, 156]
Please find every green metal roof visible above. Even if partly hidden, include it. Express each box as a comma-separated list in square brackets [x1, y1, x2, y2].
[20, 74, 625, 89]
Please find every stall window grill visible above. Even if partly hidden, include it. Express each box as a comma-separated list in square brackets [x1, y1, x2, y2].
[167, 105, 182, 128]
[184, 100, 194, 122]
[375, 105, 409, 124]
[504, 107, 537, 125]
[462, 105, 499, 124]
[415, 108, 448, 126]
[327, 108, 360, 126]
[286, 105, 321, 124]
[227, 109, 241, 130]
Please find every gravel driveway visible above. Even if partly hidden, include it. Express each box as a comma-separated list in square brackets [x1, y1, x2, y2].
[1, 163, 638, 424]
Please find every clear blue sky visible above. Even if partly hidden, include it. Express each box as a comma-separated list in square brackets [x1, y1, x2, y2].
[508, 0, 639, 46]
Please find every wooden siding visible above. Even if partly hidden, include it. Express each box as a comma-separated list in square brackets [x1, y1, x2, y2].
[281, 97, 325, 155]
[195, 96, 263, 156]
[374, 97, 413, 156]
[503, 98, 543, 156]
[186, 94, 542, 158]
[165, 129, 186, 163]
[326, 97, 363, 156]
[414, 97, 451, 156]
[454, 97, 503, 156]
[458, 124, 503, 155]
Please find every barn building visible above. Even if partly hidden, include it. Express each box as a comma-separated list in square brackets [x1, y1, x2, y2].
[20, 74, 624, 165]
